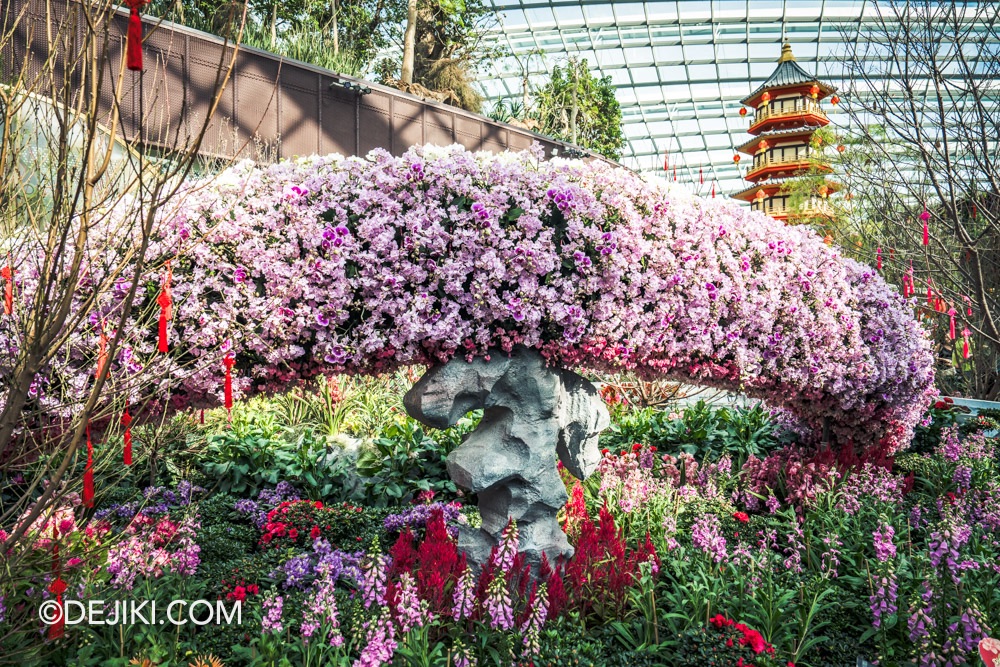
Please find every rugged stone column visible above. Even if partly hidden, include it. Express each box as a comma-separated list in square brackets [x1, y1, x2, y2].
[403, 345, 609, 570]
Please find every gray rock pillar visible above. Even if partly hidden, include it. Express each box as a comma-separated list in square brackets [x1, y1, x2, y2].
[403, 346, 609, 570]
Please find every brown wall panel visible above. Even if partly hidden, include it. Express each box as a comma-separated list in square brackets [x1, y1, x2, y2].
[3, 0, 588, 166]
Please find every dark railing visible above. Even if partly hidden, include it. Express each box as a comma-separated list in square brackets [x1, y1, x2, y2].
[2, 0, 586, 163]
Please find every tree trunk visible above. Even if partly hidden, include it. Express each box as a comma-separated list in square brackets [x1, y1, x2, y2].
[270, 2, 277, 48]
[401, 0, 417, 84]
[330, 0, 339, 56]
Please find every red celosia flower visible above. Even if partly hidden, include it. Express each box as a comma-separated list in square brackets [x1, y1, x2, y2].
[733, 512, 749, 523]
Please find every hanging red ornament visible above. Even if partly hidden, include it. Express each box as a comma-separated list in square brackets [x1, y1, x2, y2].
[126, 0, 148, 71]
[948, 307, 957, 339]
[876, 247, 882, 270]
[157, 262, 173, 353]
[962, 328, 972, 358]
[122, 404, 133, 466]
[733, 154, 741, 164]
[663, 152, 669, 172]
[711, 183, 716, 198]
[830, 95, 840, 105]
[672, 165, 676, 182]
[699, 167, 704, 185]
[739, 107, 748, 117]
[48, 525, 66, 640]
[963, 295, 973, 316]
[223, 354, 235, 413]
[921, 208, 930, 245]
[927, 279, 934, 306]
[95, 323, 109, 381]
[83, 422, 95, 508]
[972, 204, 978, 219]
[761, 91, 771, 105]
[1, 264, 12, 315]
[810, 84, 820, 99]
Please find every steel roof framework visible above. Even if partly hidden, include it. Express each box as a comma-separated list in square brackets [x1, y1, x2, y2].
[479, 0, 995, 198]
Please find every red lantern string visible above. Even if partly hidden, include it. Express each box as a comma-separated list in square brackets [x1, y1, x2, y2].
[962, 328, 972, 359]
[920, 208, 930, 245]
[1, 263, 12, 315]
[122, 403, 133, 466]
[699, 168, 704, 185]
[126, 0, 148, 71]
[157, 262, 173, 353]
[876, 247, 882, 270]
[223, 354, 235, 415]
[83, 422, 94, 508]
[948, 307, 957, 339]
[48, 524, 66, 640]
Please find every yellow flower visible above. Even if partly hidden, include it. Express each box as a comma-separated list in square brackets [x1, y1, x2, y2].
[188, 654, 225, 667]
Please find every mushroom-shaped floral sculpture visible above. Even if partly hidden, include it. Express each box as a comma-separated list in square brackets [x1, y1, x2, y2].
[404, 345, 607, 569]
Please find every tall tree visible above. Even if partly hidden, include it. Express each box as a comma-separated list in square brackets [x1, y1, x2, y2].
[834, 0, 1000, 398]
[533, 58, 625, 160]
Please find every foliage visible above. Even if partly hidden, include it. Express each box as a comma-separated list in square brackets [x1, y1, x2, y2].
[9, 145, 937, 456]
[533, 58, 626, 160]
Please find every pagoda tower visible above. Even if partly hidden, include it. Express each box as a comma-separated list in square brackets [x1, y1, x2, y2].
[732, 43, 839, 222]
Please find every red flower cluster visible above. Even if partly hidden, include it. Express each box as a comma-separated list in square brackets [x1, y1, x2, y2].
[562, 504, 659, 620]
[259, 499, 363, 549]
[220, 574, 260, 602]
[733, 512, 750, 523]
[709, 614, 775, 657]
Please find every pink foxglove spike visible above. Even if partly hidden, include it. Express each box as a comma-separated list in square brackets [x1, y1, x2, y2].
[947, 308, 956, 339]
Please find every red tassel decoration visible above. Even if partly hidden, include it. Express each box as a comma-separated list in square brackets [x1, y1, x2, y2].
[964, 295, 973, 317]
[948, 308, 957, 339]
[1, 264, 12, 315]
[711, 183, 716, 198]
[223, 354, 235, 414]
[920, 208, 930, 245]
[972, 204, 977, 219]
[83, 423, 94, 508]
[962, 328, 972, 359]
[126, 0, 147, 71]
[95, 324, 109, 381]
[156, 262, 173, 353]
[876, 247, 882, 270]
[699, 167, 704, 185]
[48, 525, 65, 640]
[663, 152, 669, 172]
[672, 165, 676, 182]
[122, 404, 133, 466]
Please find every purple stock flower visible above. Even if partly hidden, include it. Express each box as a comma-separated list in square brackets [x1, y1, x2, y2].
[691, 514, 727, 563]
[261, 593, 284, 633]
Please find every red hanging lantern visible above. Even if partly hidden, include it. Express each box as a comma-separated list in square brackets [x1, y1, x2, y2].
[126, 0, 148, 71]
[223, 354, 235, 414]
[755, 189, 766, 202]
[1, 264, 12, 315]
[761, 91, 771, 105]
[699, 167, 704, 185]
[122, 404, 133, 466]
[758, 139, 769, 152]
[962, 328, 972, 359]
[876, 247, 882, 270]
[920, 208, 930, 245]
[823, 234, 833, 245]
[83, 422, 94, 508]
[157, 262, 173, 353]
[837, 144, 846, 153]
[739, 107, 748, 117]
[733, 154, 741, 164]
[810, 84, 820, 99]
[830, 95, 840, 105]
[926, 279, 934, 306]
[963, 295, 973, 317]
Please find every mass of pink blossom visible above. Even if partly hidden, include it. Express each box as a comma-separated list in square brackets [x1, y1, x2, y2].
[2, 144, 934, 451]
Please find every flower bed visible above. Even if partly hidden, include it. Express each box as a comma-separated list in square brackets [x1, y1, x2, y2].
[3, 145, 933, 453]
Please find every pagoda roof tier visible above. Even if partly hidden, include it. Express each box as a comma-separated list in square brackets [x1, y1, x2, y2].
[736, 127, 824, 155]
[732, 179, 841, 202]
[740, 43, 837, 107]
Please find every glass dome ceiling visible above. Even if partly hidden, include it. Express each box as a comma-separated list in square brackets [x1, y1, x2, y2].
[479, 0, 993, 198]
